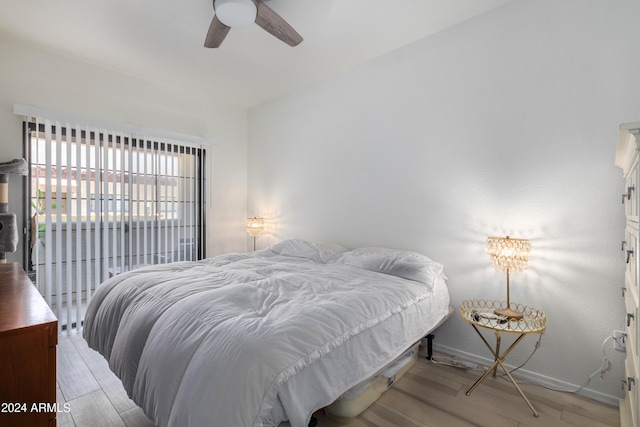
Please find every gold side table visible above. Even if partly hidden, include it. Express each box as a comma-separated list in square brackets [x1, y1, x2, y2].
[460, 299, 546, 417]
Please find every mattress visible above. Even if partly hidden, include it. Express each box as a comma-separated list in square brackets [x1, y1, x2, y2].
[83, 239, 450, 427]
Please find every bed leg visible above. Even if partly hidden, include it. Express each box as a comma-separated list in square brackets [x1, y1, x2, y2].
[426, 334, 435, 361]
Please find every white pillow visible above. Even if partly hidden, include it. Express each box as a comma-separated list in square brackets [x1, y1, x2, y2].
[337, 247, 443, 289]
[269, 239, 348, 263]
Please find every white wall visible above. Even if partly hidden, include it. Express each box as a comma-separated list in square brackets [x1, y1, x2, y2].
[0, 35, 248, 258]
[248, 0, 640, 403]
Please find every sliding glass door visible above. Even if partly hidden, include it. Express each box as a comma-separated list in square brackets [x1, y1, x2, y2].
[24, 119, 206, 333]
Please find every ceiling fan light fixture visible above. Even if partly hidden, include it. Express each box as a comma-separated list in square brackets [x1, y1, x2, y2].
[215, 0, 257, 27]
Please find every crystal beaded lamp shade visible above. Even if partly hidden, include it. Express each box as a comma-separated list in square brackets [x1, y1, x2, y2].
[246, 217, 265, 236]
[486, 236, 530, 320]
[486, 236, 530, 274]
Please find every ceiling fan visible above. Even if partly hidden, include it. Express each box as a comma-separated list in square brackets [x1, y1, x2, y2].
[204, 0, 303, 48]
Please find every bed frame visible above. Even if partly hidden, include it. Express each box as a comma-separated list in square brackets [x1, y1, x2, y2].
[321, 306, 453, 424]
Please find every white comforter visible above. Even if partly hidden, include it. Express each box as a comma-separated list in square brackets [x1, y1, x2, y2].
[83, 245, 449, 427]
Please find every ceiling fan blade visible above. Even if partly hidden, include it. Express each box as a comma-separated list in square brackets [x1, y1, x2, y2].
[255, 1, 303, 47]
[204, 15, 231, 48]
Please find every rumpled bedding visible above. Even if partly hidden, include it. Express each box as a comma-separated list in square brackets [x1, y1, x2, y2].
[83, 239, 450, 427]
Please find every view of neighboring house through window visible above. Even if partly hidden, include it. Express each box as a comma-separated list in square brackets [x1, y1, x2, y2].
[25, 119, 206, 333]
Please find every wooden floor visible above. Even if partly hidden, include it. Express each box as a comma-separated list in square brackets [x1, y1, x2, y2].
[57, 332, 619, 427]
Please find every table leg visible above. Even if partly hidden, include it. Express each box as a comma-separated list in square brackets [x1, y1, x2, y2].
[493, 332, 501, 378]
[466, 358, 499, 395]
[495, 356, 539, 417]
[465, 326, 539, 417]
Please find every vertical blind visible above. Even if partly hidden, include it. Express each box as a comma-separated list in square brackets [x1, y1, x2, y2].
[24, 117, 206, 334]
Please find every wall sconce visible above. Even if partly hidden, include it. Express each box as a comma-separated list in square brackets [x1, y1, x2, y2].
[486, 236, 530, 319]
[246, 217, 265, 251]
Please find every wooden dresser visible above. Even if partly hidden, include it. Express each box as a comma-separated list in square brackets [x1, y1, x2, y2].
[616, 121, 640, 427]
[0, 262, 58, 427]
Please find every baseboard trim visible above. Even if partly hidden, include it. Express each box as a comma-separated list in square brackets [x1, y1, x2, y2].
[433, 343, 620, 407]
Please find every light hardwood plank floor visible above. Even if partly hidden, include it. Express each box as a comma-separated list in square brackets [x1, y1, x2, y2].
[57, 333, 619, 427]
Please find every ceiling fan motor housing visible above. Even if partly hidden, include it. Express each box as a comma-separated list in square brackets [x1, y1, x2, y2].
[214, 0, 257, 27]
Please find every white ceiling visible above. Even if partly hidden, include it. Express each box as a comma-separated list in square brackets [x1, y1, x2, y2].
[0, 0, 512, 109]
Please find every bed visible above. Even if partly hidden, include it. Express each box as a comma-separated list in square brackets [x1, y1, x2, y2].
[83, 239, 451, 427]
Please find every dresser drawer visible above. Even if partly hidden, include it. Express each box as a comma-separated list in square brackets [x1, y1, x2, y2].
[625, 157, 639, 221]
[624, 355, 638, 427]
[624, 226, 639, 297]
[625, 292, 639, 362]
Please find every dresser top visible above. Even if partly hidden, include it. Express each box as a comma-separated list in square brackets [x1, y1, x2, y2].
[615, 121, 640, 173]
[0, 263, 57, 334]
